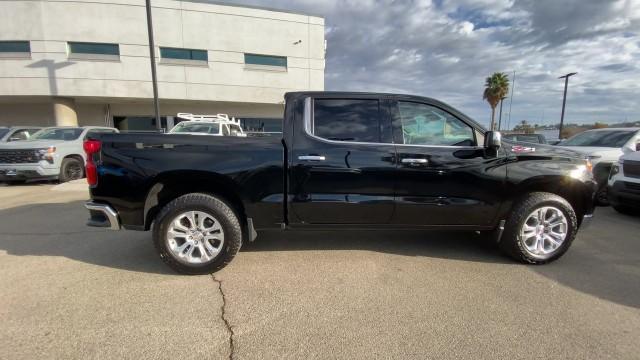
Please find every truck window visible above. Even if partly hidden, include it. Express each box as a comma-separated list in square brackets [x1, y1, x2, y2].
[398, 101, 475, 146]
[8, 129, 31, 141]
[313, 99, 380, 142]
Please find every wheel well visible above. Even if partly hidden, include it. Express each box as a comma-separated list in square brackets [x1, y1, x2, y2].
[143, 172, 247, 231]
[64, 154, 84, 163]
[513, 178, 588, 224]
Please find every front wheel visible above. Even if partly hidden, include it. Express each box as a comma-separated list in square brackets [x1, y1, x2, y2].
[499, 192, 578, 264]
[153, 193, 242, 274]
[59, 157, 84, 183]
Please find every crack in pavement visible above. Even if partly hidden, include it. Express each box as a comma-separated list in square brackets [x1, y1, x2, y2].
[212, 275, 235, 360]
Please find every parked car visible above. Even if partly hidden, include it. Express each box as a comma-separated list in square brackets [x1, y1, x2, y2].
[608, 150, 640, 214]
[558, 128, 640, 205]
[503, 133, 548, 144]
[169, 113, 246, 137]
[0, 126, 118, 183]
[0, 126, 42, 143]
[84, 92, 596, 274]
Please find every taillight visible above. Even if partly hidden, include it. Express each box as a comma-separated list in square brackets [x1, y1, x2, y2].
[83, 139, 101, 186]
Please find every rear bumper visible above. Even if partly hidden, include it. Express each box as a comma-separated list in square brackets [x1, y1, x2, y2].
[85, 201, 121, 230]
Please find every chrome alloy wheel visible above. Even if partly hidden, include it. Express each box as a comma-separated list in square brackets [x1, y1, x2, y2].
[520, 206, 568, 258]
[166, 211, 225, 264]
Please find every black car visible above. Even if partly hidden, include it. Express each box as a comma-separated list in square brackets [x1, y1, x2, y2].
[84, 92, 597, 274]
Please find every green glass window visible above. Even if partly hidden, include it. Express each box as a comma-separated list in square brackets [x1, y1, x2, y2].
[244, 54, 287, 68]
[0, 41, 30, 53]
[69, 42, 119, 55]
[160, 47, 208, 61]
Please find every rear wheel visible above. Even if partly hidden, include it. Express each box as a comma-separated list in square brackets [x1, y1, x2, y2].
[59, 157, 84, 182]
[500, 192, 578, 264]
[153, 193, 242, 274]
[595, 186, 609, 206]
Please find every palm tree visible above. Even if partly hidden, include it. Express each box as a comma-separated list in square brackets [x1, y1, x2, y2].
[483, 72, 510, 130]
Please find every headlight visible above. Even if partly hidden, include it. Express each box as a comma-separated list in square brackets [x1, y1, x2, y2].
[35, 147, 56, 163]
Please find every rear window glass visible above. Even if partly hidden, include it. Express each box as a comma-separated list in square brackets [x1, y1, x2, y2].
[313, 99, 380, 142]
[171, 122, 220, 134]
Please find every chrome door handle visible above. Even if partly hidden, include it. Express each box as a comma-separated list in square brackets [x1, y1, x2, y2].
[298, 155, 326, 161]
[401, 158, 428, 166]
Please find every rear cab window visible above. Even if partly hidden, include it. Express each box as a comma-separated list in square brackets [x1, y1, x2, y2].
[311, 98, 382, 143]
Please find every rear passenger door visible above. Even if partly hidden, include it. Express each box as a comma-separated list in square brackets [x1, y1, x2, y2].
[289, 96, 396, 224]
[391, 99, 506, 226]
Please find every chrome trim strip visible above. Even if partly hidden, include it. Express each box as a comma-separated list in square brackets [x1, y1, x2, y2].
[85, 201, 121, 230]
[401, 158, 428, 164]
[298, 155, 326, 161]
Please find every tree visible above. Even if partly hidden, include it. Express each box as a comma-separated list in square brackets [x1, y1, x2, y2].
[513, 120, 534, 134]
[483, 72, 510, 130]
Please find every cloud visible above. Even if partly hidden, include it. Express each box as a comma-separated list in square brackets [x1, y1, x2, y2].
[220, 0, 640, 127]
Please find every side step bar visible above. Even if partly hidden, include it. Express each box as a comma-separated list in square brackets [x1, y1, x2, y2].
[85, 201, 121, 230]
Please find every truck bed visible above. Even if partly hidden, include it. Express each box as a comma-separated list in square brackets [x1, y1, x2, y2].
[90, 132, 284, 230]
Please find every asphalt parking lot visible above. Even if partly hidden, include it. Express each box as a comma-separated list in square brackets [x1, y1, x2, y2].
[0, 182, 639, 359]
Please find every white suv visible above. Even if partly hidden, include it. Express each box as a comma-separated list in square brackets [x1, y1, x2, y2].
[608, 151, 640, 214]
[558, 127, 640, 204]
[0, 126, 118, 184]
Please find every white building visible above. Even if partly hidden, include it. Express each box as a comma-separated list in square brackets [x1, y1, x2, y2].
[0, 0, 325, 131]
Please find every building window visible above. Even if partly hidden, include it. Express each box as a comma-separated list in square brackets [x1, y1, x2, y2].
[68, 42, 120, 61]
[0, 41, 31, 59]
[160, 47, 208, 65]
[244, 53, 287, 71]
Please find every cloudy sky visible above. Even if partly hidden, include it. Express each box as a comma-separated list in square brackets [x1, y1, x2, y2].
[225, 0, 639, 128]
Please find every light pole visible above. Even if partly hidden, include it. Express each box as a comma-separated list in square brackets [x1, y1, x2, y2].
[558, 72, 577, 139]
[145, 0, 161, 131]
[498, 96, 507, 131]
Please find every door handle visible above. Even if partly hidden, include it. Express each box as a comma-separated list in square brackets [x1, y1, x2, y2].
[401, 158, 428, 166]
[298, 155, 326, 161]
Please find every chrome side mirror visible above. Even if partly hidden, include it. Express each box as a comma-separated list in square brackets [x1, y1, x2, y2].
[484, 131, 502, 150]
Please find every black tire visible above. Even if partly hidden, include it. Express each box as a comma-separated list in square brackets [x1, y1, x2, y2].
[499, 192, 578, 264]
[59, 157, 84, 183]
[594, 186, 610, 206]
[153, 193, 242, 275]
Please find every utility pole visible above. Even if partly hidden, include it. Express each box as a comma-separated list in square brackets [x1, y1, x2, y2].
[558, 72, 577, 139]
[507, 70, 515, 131]
[498, 96, 507, 131]
[145, 0, 162, 131]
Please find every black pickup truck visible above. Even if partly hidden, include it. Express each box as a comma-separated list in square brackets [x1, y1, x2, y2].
[84, 92, 596, 274]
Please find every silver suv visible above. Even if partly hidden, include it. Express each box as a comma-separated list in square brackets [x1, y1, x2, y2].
[0, 126, 118, 183]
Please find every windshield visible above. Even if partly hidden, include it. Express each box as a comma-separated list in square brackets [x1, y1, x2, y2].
[0, 128, 8, 138]
[171, 122, 220, 134]
[31, 128, 83, 141]
[560, 130, 635, 148]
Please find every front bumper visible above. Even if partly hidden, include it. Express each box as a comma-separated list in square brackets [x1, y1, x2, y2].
[0, 163, 59, 181]
[85, 201, 121, 230]
[608, 181, 640, 209]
